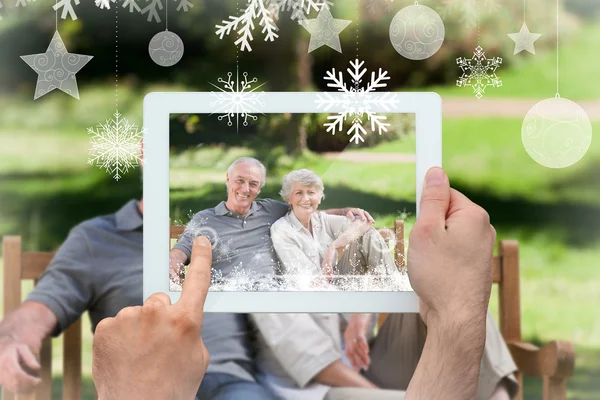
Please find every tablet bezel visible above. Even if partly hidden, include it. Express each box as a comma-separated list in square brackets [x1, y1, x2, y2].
[143, 91, 441, 312]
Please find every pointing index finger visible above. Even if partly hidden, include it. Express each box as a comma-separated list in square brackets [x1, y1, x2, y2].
[177, 236, 212, 322]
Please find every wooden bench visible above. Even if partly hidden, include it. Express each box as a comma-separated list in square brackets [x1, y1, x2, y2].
[3, 220, 575, 400]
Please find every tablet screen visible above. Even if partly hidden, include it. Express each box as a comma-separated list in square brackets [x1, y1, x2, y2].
[168, 112, 415, 293]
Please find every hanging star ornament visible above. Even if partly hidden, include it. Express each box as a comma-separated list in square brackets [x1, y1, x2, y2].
[507, 23, 542, 55]
[300, 7, 351, 53]
[21, 31, 93, 100]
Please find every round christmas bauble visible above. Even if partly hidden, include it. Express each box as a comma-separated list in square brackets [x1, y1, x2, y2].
[389, 2, 445, 60]
[148, 31, 184, 67]
[522, 96, 592, 168]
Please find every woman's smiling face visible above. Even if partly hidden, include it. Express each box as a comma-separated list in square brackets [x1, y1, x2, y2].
[288, 182, 322, 219]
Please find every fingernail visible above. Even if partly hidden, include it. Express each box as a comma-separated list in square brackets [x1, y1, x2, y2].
[426, 167, 445, 187]
[193, 236, 210, 246]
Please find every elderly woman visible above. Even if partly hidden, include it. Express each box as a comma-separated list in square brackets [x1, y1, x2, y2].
[249, 169, 409, 400]
[270, 168, 397, 282]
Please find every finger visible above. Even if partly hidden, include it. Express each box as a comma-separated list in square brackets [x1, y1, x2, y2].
[416, 167, 450, 232]
[446, 188, 475, 219]
[355, 209, 367, 221]
[364, 211, 375, 224]
[144, 292, 172, 308]
[356, 338, 371, 367]
[177, 236, 212, 321]
[6, 354, 41, 391]
[16, 345, 40, 372]
[345, 346, 359, 370]
[345, 210, 354, 220]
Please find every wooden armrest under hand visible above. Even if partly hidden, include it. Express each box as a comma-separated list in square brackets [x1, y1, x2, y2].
[507, 340, 575, 379]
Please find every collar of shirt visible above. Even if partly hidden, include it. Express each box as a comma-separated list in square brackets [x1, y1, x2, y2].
[115, 200, 143, 232]
[215, 200, 264, 218]
[286, 210, 322, 232]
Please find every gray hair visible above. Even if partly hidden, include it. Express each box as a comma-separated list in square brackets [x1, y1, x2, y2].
[280, 169, 325, 202]
[227, 157, 267, 189]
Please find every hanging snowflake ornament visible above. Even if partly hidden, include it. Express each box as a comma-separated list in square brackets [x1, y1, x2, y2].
[215, 0, 332, 52]
[52, 0, 191, 21]
[95, 0, 116, 9]
[437, 0, 499, 28]
[456, 46, 502, 99]
[209, 67, 266, 131]
[316, 59, 398, 144]
[87, 111, 144, 181]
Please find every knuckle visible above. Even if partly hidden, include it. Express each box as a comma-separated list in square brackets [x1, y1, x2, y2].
[172, 312, 200, 337]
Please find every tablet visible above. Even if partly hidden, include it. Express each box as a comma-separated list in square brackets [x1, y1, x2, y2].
[143, 92, 441, 312]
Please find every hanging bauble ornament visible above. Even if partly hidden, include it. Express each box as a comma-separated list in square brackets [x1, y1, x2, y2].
[522, 95, 593, 168]
[149, 30, 184, 67]
[389, 1, 445, 60]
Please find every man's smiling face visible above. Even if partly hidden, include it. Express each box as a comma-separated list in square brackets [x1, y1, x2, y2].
[225, 162, 263, 215]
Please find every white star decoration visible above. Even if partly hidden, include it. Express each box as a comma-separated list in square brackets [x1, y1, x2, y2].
[21, 31, 93, 100]
[507, 23, 542, 55]
[300, 7, 351, 53]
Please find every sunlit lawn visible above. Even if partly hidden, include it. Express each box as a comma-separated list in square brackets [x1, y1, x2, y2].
[2, 112, 600, 398]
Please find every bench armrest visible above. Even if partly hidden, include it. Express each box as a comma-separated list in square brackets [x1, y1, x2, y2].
[507, 340, 575, 379]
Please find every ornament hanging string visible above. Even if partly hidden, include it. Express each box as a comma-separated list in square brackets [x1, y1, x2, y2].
[556, 0, 559, 97]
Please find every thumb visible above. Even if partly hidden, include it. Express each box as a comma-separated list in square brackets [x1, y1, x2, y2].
[417, 167, 450, 231]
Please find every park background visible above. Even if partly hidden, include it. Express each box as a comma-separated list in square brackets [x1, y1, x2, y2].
[0, 0, 599, 397]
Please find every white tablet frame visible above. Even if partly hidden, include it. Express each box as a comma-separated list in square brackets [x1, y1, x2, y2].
[143, 92, 441, 312]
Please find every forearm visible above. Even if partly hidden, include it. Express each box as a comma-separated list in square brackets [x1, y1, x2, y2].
[323, 207, 350, 216]
[405, 313, 486, 400]
[170, 248, 188, 267]
[0, 302, 57, 351]
[313, 360, 377, 389]
[329, 221, 371, 250]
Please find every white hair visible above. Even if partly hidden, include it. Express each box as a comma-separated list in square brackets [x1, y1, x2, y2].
[226, 157, 267, 189]
[280, 169, 325, 202]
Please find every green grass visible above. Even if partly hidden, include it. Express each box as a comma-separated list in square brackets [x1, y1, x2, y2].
[422, 22, 600, 100]
[2, 110, 600, 398]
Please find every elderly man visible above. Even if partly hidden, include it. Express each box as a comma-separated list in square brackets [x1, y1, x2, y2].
[0, 199, 144, 394]
[169, 156, 373, 400]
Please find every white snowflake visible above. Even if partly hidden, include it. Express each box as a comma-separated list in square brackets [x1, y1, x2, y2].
[176, 0, 193, 12]
[122, 0, 141, 13]
[437, 0, 499, 28]
[316, 58, 398, 144]
[215, 0, 331, 52]
[365, 0, 394, 15]
[456, 46, 502, 99]
[397, 208, 411, 220]
[216, 238, 238, 262]
[209, 67, 266, 131]
[95, 0, 115, 9]
[87, 111, 144, 181]
[51, 0, 189, 21]
[15, 0, 35, 8]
